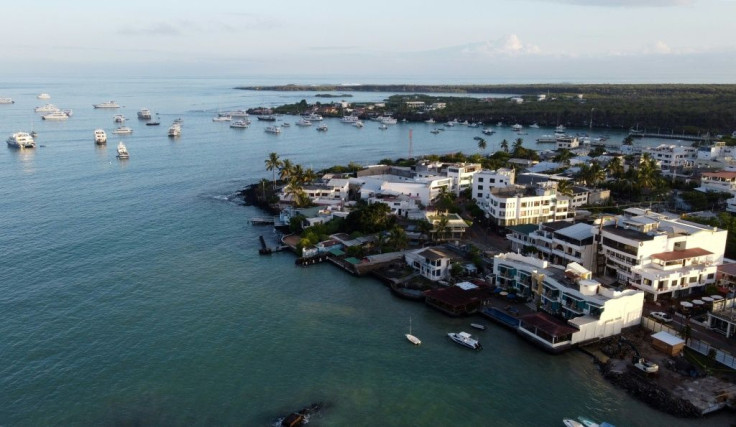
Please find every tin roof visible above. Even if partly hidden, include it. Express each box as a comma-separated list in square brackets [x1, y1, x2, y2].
[651, 247, 712, 261]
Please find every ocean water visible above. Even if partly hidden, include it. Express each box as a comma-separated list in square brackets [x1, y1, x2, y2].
[0, 77, 728, 426]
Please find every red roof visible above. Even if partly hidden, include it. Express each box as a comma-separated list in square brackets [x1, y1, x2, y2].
[424, 286, 491, 307]
[717, 262, 736, 277]
[519, 313, 578, 336]
[651, 247, 712, 261]
[702, 171, 736, 180]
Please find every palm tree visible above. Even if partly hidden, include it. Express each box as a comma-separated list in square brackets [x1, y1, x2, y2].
[556, 179, 574, 196]
[389, 226, 408, 250]
[500, 139, 509, 153]
[637, 153, 660, 195]
[284, 177, 305, 206]
[292, 164, 305, 185]
[606, 157, 625, 179]
[587, 162, 606, 188]
[512, 137, 524, 154]
[477, 138, 487, 152]
[265, 152, 282, 190]
[434, 215, 450, 241]
[279, 159, 294, 182]
[303, 168, 318, 185]
[553, 149, 573, 166]
[622, 135, 634, 146]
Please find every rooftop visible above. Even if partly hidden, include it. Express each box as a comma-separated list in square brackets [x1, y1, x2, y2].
[651, 247, 713, 261]
[508, 224, 539, 236]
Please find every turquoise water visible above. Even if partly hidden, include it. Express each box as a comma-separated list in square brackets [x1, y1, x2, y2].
[0, 77, 729, 426]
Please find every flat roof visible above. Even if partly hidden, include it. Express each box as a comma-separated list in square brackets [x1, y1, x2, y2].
[602, 225, 655, 242]
[519, 312, 579, 336]
[651, 331, 685, 346]
[651, 247, 713, 261]
[555, 222, 594, 240]
[508, 224, 538, 236]
[718, 262, 736, 276]
[702, 171, 736, 179]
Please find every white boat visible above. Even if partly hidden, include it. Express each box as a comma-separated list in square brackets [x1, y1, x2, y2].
[379, 116, 397, 125]
[430, 129, 440, 134]
[537, 135, 557, 143]
[224, 110, 249, 118]
[303, 113, 323, 121]
[34, 104, 59, 113]
[93, 100, 120, 109]
[379, 124, 388, 130]
[230, 119, 249, 129]
[530, 123, 540, 128]
[633, 357, 659, 373]
[116, 141, 129, 159]
[42, 110, 70, 121]
[405, 317, 421, 345]
[0, 97, 14, 104]
[512, 123, 523, 131]
[563, 419, 584, 427]
[447, 331, 482, 350]
[576, 416, 600, 427]
[6, 132, 35, 149]
[482, 129, 495, 135]
[295, 119, 312, 126]
[113, 114, 126, 123]
[353, 121, 364, 128]
[281, 122, 290, 127]
[556, 124, 566, 133]
[425, 118, 436, 124]
[112, 126, 133, 135]
[94, 129, 107, 144]
[317, 124, 328, 132]
[264, 126, 281, 134]
[168, 124, 181, 137]
[137, 108, 152, 120]
[212, 114, 231, 122]
[470, 323, 486, 331]
[37, 93, 51, 100]
[496, 121, 503, 127]
[340, 115, 359, 123]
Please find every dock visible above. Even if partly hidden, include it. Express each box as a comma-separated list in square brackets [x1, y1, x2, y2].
[249, 217, 276, 225]
[628, 131, 711, 142]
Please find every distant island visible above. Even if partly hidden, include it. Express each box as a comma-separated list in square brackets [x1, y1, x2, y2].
[240, 84, 736, 135]
[315, 93, 353, 98]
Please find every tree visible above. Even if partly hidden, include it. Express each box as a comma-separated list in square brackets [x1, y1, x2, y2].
[622, 135, 635, 146]
[477, 138, 487, 152]
[279, 159, 294, 181]
[512, 137, 524, 154]
[606, 157, 625, 179]
[434, 215, 450, 241]
[389, 226, 408, 251]
[556, 179, 574, 196]
[553, 149, 573, 166]
[500, 139, 509, 153]
[303, 168, 318, 185]
[265, 152, 282, 190]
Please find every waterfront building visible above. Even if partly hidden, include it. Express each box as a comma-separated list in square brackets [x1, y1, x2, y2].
[597, 208, 726, 300]
[699, 171, 736, 214]
[507, 221, 596, 271]
[367, 193, 422, 218]
[474, 181, 572, 227]
[354, 174, 452, 207]
[493, 253, 644, 351]
[405, 247, 454, 281]
[424, 281, 492, 316]
[707, 297, 736, 338]
[556, 136, 579, 150]
[643, 144, 697, 171]
[445, 163, 482, 196]
[404, 101, 425, 109]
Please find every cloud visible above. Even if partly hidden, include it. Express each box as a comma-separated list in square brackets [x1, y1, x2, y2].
[460, 34, 542, 56]
[531, 0, 694, 6]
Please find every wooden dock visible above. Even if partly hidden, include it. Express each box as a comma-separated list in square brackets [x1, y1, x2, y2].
[250, 217, 275, 225]
[628, 131, 710, 142]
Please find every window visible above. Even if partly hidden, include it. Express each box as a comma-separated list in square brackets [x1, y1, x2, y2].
[477, 193, 483, 198]
[477, 185, 483, 190]
[477, 177, 484, 182]
[490, 178, 496, 183]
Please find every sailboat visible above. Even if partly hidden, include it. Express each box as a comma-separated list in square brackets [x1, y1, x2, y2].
[405, 317, 421, 345]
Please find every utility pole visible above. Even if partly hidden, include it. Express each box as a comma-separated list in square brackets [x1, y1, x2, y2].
[590, 108, 595, 132]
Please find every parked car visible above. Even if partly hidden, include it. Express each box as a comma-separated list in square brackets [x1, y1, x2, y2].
[650, 311, 673, 323]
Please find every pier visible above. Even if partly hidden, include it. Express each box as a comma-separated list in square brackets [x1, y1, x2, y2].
[628, 131, 711, 142]
[250, 217, 276, 225]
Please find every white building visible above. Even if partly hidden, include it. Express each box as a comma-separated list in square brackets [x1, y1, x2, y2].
[405, 248, 452, 281]
[643, 144, 697, 170]
[475, 182, 572, 227]
[556, 136, 579, 150]
[471, 168, 515, 201]
[445, 163, 482, 196]
[507, 221, 596, 271]
[354, 174, 452, 206]
[598, 208, 727, 300]
[493, 253, 644, 349]
[697, 171, 736, 194]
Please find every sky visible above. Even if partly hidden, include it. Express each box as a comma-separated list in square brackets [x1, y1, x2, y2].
[2, 0, 735, 83]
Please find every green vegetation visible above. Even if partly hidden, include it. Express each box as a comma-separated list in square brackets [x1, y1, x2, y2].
[682, 212, 736, 258]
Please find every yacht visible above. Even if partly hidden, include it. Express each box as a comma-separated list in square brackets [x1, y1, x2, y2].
[303, 113, 323, 121]
[6, 132, 36, 149]
[281, 122, 290, 127]
[353, 121, 364, 128]
[113, 114, 126, 123]
[530, 123, 540, 128]
[112, 126, 133, 135]
[379, 124, 388, 130]
[257, 115, 277, 121]
[340, 115, 359, 124]
[444, 121, 455, 127]
[93, 100, 120, 109]
[447, 331, 482, 350]
[37, 93, 51, 99]
[42, 110, 70, 121]
[116, 141, 129, 159]
[556, 124, 566, 133]
[0, 97, 14, 104]
[168, 123, 181, 137]
[405, 318, 421, 345]
[430, 129, 440, 134]
[379, 116, 398, 125]
[34, 104, 59, 113]
[295, 119, 312, 126]
[512, 123, 523, 131]
[482, 129, 495, 135]
[94, 129, 107, 144]
[316, 124, 328, 132]
[225, 110, 249, 118]
[425, 118, 436, 124]
[137, 108, 152, 120]
[212, 114, 232, 122]
[264, 126, 281, 134]
[230, 119, 249, 129]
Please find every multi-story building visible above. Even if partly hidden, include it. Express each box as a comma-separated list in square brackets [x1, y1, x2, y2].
[508, 221, 596, 271]
[475, 181, 572, 227]
[472, 168, 515, 201]
[643, 144, 697, 171]
[445, 163, 482, 196]
[697, 170, 736, 214]
[493, 253, 644, 350]
[597, 208, 727, 300]
[405, 247, 452, 281]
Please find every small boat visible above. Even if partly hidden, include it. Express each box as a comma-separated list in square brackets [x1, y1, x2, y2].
[430, 129, 440, 134]
[316, 124, 328, 132]
[482, 129, 495, 135]
[146, 121, 161, 126]
[496, 121, 503, 127]
[225, 109, 249, 118]
[113, 114, 126, 123]
[576, 416, 600, 427]
[264, 126, 281, 134]
[168, 124, 181, 137]
[295, 119, 312, 126]
[62, 109, 73, 117]
[447, 331, 482, 350]
[112, 126, 133, 135]
[281, 122, 290, 127]
[93, 100, 120, 109]
[633, 357, 659, 373]
[303, 113, 323, 121]
[34, 104, 59, 113]
[444, 121, 455, 127]
[94, 129, 107, 144]
[379, 115, 397, 125]
[530, 123, 540, 128]
[353, 121, 364, 128]
[0, 97, 14, 104]
[556, 124, 566, 133]
[405, 317, 421, 345]
[379, 124, 388, 130]
[230, 119, 249, 129]
[37, 93, 51, 100]
[116, 141, 129, 159]
[30, 131, 38, 138]
[137, 108, 152, 120]
[340, 115, 359, 123]
[512, 123, 523, 131]
[212, 114, 231, 122]
[42, 110, 70, 121]
[563, 419, 584, 427]
[257, 115, 277, 121]
[425, 118, 436, 124]
[470, 323, 486, 331]
[6, 132, 36, 149]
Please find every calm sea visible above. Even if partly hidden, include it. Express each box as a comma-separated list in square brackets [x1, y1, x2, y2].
[0, 77, 728, 426]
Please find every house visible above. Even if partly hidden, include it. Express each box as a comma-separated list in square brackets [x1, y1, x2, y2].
[405, 247, 453, 281]
[475, 182, 572, 227]
[643, 144, 697, 171]
[404, 101, 425, 109]
[425, 212, 469, 240]
[445, 163, 482, 196]
[507, 221, 596, 271]
[424, 281, 492, 316]
[472, 168, 515, 201]
[598, 208, 727, 300]
[556, 136, 579, 150]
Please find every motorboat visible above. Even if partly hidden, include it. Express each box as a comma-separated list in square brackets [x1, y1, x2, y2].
[563, 419, 584, 427]
[225, 110, 249, 118]
[316, 124, 328, 132]
[482, 129, 495, 135]
[42, 110, 70, 121]
[379, 115, 397, 125]
[302, 113, 323, 121]
[168, 124, 181, 137]
[537, 135, 557, 143]
[137, 108, 152, 120]
[281, 122, 290, 127]
[34, 104, 59, 113]
[112, 126, 133, 135]
[93, 100, 120, 109]
[556, 124, 566, 133]
[295, 119, 312, 126]
[62, 109, 73, 117]
[512, 123, 523, 131]
[633, 357, 659, 373]
[447, 331, 482, 350]
[496, 121, 503, 127]
[212, 114, 232, 122]
[257, 115, 276, 121]
[444, 121, 455, 127]
[425, 118, 436, 124]
[430, 129, 440, 134]
[146, 121, 161, 126]
[6, 132, 35, 149]
[379, 124, 388, 130]
[470, 323, 486, 331]
[340, 115, 359, 123]
[0, 97, 14, 104]
[94, 129, 107, 144]
[353, 121, 364, 128]
[113, 114, 126, 123]
[37, 93, 51, 99]
[530, 123, 540, 128]
[264, 126, 281, 134]
[405, 317, 421, 346]
[230, 119, 249, 129]
[116, 141, 129, 159]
